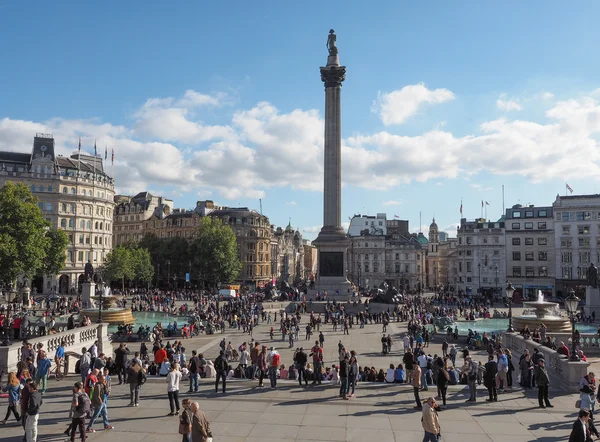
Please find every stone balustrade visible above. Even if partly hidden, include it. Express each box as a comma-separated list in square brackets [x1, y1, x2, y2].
[503, 332, 589, 393]
[0, 323, 112, 377]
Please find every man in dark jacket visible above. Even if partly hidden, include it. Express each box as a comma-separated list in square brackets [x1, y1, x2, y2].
[569, 409, 590, 442]
[214, 351, 227, 394]
[339, 356, 349, 400]
[294, 348, 308, 386]
[534, 359, 553, 408]
[114, 343, 130, 385]
[484, 354, 498, 402]
[25, 382, 43, 442]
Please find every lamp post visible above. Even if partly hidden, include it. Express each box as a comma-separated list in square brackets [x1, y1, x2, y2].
[495, 266, 499, 298]
[565, 289, 581, 361]
[478, 262, 481, 296]
[506, 282, 514, 332]
[167, 260, 171, 289]
[97, 286, 103, 324]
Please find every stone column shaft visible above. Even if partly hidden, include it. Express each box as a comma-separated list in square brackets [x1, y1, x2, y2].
[324, 85, 342, 229]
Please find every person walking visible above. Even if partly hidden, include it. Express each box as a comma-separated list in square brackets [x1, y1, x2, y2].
[422, 397, 441, 442]
[412, 364, 422, 409]
[535, 359, 553, 408]
[25, 382, 42, 442]
[435, 359, 449, 407]
[1, 372, 21, 424]
[68, 382, 89, 442]
[267, 347, 280, 388]
[167, 364, 182, 416]
[339, 355, 349, 400]
[310, 341, 323, 385]
[484, 354, 498, 402]
[347, 351, 358, 397]
[86, 375, 113, 432]
[127, 362, 143, 407]
[463, 355, 478, 402]
[79, 348, 91, 383]
[569, 409, 591, 442]
[190, 402, 212, 442]
[178, 398, 192, 442]
[214, 350, 227, 393]
[294, 348, 308, 387]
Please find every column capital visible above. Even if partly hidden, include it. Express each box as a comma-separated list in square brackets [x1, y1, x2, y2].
[320, 65, 346, 88]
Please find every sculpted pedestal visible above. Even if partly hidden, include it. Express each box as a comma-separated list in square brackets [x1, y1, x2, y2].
[584, 286, 600, 317]
[81, 282, 96, 309]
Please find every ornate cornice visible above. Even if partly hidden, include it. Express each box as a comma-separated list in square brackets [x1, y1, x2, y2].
[320, 66, 346, 88]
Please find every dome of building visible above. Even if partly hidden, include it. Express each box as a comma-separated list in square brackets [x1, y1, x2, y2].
[430, 217, 438, 230]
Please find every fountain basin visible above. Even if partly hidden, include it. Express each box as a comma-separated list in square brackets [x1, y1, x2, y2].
[80, 308, 135, 326]
[512, 314, 572, 333]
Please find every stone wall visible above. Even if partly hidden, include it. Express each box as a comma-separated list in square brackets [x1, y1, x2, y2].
[503, 332, 589, 393]
[0, 323, 112, 377]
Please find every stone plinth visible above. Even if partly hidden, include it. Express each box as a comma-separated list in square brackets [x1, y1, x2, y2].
[585, 286, 600, 317]
[81, 282, 95, 309]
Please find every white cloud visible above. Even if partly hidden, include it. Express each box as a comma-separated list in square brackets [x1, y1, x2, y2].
[496, 98, 523, 112]
[382, 200, 402, 206]
[539, 92, 554, 100]
[373, 83, 455, 126]
[470, 183, 493, 191]
[286, 201, 297, 205]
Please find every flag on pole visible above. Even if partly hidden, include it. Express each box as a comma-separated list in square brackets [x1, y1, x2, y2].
[111, 148, 114, 165]
[485, 201, 490, 206]
[105, 146, 107, 160]
[394, 214, 399, 219]
[94, 141, 97, 156]
[460, 199, 463, 216]
[566, 183, 573, 194]
[78, 137, 81, 153]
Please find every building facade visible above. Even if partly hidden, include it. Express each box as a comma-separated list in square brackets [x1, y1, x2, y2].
[114, 192, 172, 246]
[552, 194, 600, 298]
[505, 204, 555, 300]
[271, 222, 304, 284]
[456, 218, 506, 297]
[0, 134, 115, 294]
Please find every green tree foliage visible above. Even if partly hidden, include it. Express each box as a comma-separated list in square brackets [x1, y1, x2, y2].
[130, 247, 154, 287]
[101, 246, 134, 290]
[191, 217, 241, 288]
[42, 229, 70, 277]
[0, 183, 51, 286]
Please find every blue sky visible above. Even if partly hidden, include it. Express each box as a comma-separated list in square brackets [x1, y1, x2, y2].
[2, 1, 600, 238]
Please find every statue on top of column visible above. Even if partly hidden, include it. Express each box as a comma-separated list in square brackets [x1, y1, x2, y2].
[588, 263, 598, 289]
[326, 29, 338, 56]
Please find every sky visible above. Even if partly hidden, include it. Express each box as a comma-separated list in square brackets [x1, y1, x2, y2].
[2, 1, 600, 239]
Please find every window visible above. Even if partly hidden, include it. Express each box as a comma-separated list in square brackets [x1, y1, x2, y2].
[466, 237, 472, 245]
[364, 264, 369, 273]
[525, 252, 534, 261]
[62, 203, 67, 212]
[562, 267, 573, 279]
[85, 235, 90, 244]
[579, 237, 591, 247]
[44, 203, 52, 212]
[512, 238, 521, 246]
[513, 267, 522, 277]
[493, 250, 499, 255]
[512, 223, 520, 229]
[373, 263, 379, 273]
[47, 186, 52, 192]
[525, 267, 535, 277]
[539, 266, 548, 277]
[524, 222, 533, 229]
[562, 225, 570, 234]
[539, 210, 547, 217]
[78, 251, 84, 262]
[395, 253, 399, 260]
[513, 212, 521, 218]
[30, 185, 36, 192]
[459, 262, 462, 272]
[466, 262, 472, 272]
[537, 237, 547, 246]
[70, 204, 75, 213]
[538, 222, 547, 229]
[513, 252, 521, 261]
[525, 238, 534, 245]
[466, 250, 472, 256]
[562, 252, 573, 263]
[466, 277, 472, 283]
[70, 187, 76, 194]
[483, 238, 488, 244]
[525, 211, 534, 218]
[561, 239, 572, 247]
[86, 220, 91, 229]
[79, 235, 84, 244]
[395, 263, 400, 273]
[80, 220, 85, 229]
[494, 236, 500, 243]
[580, 251, 591, 264]
[68, 219, 74, 228]
[63, 187, 68, 194]
[538, 252, 547, 261]
[563, 212, 570, 221]
[578, 225, 591, 235]
[60, 219, 67, 228]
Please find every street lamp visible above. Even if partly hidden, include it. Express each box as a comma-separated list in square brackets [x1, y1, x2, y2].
[478, 262, 481, 296]
[506, 282, 515, 332]
[167, 260, 171, 289]
[565, 289, 581, 361]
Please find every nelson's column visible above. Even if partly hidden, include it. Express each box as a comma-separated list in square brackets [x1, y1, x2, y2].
[313, 29, 352, 297]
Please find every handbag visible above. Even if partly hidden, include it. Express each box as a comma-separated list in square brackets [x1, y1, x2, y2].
[576, 399, 582, 409]
[178, 421, 191, 435]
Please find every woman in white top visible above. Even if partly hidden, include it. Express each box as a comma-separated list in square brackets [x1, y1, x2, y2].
[166, 363, 182, 416]
[385, 363, 396, 383]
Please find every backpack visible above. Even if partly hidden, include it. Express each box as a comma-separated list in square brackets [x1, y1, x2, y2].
[214, 356, 226, 372]
[75, 359, 81, 374]
[138, 369, 147, 385]
[271, 353, 280, 367]
[76, 393, 92, 418]
[189, 358, 198, 374]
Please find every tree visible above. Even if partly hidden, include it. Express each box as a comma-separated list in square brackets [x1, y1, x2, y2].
[41, 229, 70, 277]
[101, 246, 134, 291]
[130, 247, 154, 288]
[191, 217, 241, 289]
[0, 183, 51, 287]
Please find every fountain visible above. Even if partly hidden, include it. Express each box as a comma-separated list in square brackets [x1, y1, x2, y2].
[80, 287, 135, 325]
[512, 290, 572, 333]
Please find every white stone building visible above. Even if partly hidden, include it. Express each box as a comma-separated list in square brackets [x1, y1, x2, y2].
[504, 204, 555, 301]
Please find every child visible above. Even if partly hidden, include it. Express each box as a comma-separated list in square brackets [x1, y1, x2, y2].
[279, 364, 288, 380]
[330, 365, 339, 384]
